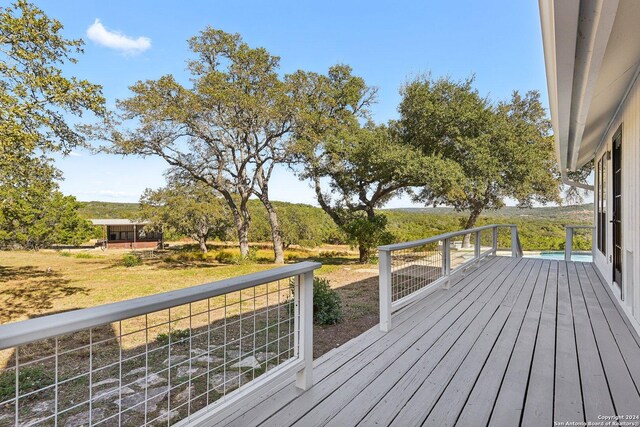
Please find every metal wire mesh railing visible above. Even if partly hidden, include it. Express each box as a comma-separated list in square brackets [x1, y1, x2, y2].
[389, 241, 444, 303]
[0, 262, 319, 427]
[378, 225, 522, 331]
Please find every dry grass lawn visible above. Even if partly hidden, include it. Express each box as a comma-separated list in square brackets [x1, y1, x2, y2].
[0, 245, 380, 356]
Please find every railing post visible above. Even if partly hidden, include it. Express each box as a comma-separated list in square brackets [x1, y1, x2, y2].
[443, 238, 451, 289]
[492, 226, 498, 255]
[296, 271, 314, 390]
[474, 231, 481, 261]
[565, 226, 573, 262]
[379, 249, 392, 333]
[510, 226, 518, 257]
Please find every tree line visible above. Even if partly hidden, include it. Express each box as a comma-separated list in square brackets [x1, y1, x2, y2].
[1, 2, 589, 258]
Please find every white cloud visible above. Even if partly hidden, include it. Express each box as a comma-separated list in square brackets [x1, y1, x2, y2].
[86, 19, 151, 55]
[69, 151, 82, 157]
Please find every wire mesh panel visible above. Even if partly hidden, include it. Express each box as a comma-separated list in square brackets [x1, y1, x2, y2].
[448, 232, 475, 273]
[389, 241, 443, 303]
[379, 225, 520, 330]
[0, 265, 316, 427]
[479, 228, 495, 257]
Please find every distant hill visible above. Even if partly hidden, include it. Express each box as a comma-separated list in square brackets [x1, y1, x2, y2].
[78, 201, 141, 219]
[392, 203, 593, 222]
[80, 200, 593, 222]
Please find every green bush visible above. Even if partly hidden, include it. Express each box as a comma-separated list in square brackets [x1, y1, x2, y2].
[122, 253, 142, 267]
[289, 277, 344, 325]
[313, 277, 344, 324]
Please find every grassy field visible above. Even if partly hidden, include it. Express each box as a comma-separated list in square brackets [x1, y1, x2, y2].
[0, 244, 380, 351]
[0, 244, 386, 425]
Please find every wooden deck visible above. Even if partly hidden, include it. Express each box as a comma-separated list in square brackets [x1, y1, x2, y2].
[214, 257, 640, 426]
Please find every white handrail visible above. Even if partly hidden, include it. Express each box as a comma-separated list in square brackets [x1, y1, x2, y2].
[378, 224, 505, 252]
[378, 224, 522, 332]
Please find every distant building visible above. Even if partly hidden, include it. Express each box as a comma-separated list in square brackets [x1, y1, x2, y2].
[90, 219, 163, 249]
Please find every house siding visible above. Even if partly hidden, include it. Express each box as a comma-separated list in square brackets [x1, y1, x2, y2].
[594, 72, 640, 325]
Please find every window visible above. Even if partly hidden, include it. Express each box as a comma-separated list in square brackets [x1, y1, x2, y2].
[596, 154, 607, 255]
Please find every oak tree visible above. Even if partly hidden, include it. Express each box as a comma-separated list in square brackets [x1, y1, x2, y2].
[139, 178, 232, 253]
[0, 1, 104, 249]
[88, 28, 294, 263]
[399, 75, 562, 246]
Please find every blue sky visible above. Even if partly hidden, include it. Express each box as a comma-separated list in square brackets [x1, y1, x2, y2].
[40, 0, 564, 207]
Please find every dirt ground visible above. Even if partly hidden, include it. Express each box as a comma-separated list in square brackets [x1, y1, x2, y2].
[313, 267, 380, 358]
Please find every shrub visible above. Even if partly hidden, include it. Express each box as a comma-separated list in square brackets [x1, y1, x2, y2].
[156, 329, 191, 345]
[288, 277, 344, 325]
[312, 277, 344, 324]
[122, 253, 142, 267]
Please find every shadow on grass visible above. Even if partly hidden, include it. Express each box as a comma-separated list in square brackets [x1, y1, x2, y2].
[0, 266, 88, 324]
[0, 264, 382, 425]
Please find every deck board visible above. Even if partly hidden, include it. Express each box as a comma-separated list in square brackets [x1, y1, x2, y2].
[519, 260, 558, 427]
[554, 261, 584, 422]
[213, 258, 640, 427]
[566, 261, 615, 421]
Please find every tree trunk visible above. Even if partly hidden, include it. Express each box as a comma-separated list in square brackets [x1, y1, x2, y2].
[238, 223, 250, 258]
[461, 208, 482, 248]
[260, 198, 285, 264]
[358, 244, 369, 264]
[198, 238, 208, 253]
[221, 190, 251, 259]
[255, 169, 285, 264]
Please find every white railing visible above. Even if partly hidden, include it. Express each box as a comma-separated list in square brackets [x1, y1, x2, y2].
[565, 225, 595, 261]
[378, 224, 522, 332]
[0, 262, 319, 427]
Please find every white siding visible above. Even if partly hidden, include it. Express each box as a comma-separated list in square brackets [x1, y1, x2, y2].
[594, 72, 640, 324]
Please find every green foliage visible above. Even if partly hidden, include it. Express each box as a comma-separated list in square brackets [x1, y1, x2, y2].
[88, 27, 307, 262]
[318, 250, 350, 258]
[78, 201, 141, 219]
[342, 214, 394, 257]
[290, 66, 459, 263]
[0, 1, 104, 250]
[156, 329, 190, 345]
[0, 187, 94, 250]
[122, 253, 142, 267]
[313, 277, 344, 325]
[289, 277, 344, 325]
[0, 366, 54, 402]
[80, 199, 593, 253]
[139, 179, 233, 253]
[398, 75, 569, 231]
[383, 209, 592, 251]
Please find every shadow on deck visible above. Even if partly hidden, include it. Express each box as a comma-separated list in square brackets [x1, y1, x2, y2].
[214, 256, 640, 426]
